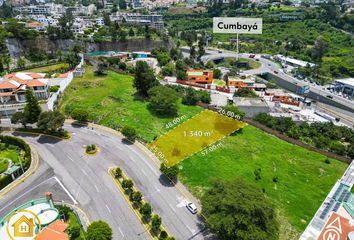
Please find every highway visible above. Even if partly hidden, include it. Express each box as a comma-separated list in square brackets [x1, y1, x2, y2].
[0, 124, 209, 240]
[182, 47, 353, 116]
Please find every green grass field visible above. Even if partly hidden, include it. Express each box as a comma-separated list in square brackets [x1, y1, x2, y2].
[27, 63, 69, 73]
[149, 110, 246, 166]
[179, 125, 347, 239]
[59, 67, 202, 142]
[60, 68, 346, 239]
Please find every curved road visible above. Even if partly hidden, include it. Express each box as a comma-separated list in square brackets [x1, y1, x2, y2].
[0, 124, 209, 240]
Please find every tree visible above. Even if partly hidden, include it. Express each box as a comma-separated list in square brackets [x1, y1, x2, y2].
[148, 86, 179, 116]
[311, 36, 328, 62]
[202, 179, 279, 240]
[161, 63, 175, 77]
[234, 88, 258, 98]
[176, 70, 187, 80]
[151, 214, 162, 232]
[122, 126, 137, 142]
[56, 50, 63, 61]
[37, 111, 65, 132]
[157, 52, 171, 66]
[160, 163, 179, 181]
[140, 202, 152, 220]
[133, 61, 158, 97]
[11, 112, 26, 127]
[70, 108, 89, 122]
[128, 28, 135, 37]
[121, 179, 134, 190]
[69, 226, 81, 239]
[58, 205, 70, 221]
[131, 191, 142, 206]
[114, 167, 122, 179]
[87, 221, 112, 240]
[118, 0, 127, 9]
[198, 91, 211, 104]
[182, 87, 199, 106]
[17, 57, 25, 69]
[213, 68, 222, 79]
[24, 89, 41, 124]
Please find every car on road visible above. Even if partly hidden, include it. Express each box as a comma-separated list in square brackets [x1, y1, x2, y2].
[273, 70, 279, 74]
[326, 95, 333, 99]
[249, 54, 256, 58]
[186, 202, 198, 214]
[218, 50, 223, 53]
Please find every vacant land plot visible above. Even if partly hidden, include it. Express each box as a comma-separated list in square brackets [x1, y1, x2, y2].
[60, 67, 346, 239]
[60, 67, 202, 142]
[27, 63, 69, 73]
[149, 110, 245, 166]
[179, 125, 347, 239]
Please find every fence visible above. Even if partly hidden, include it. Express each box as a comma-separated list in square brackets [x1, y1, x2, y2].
[46, 72, 74, 111]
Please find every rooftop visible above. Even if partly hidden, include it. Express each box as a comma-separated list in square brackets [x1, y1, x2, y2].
[335, 78, 354, 88]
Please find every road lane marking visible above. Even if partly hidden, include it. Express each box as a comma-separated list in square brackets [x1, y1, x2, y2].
[118, 227, 125, 237]
[0, 177, 55, 212]
[105, 204, 111, 214]
[129, 156, 135, 162]
[82, 169, 88, 176]
[94, 185, 100, 193]
[141, 169, 146, 176]
[54, 176, 78, 204]
[154, 186, 160, 193]
[186, 225, 195, 234]
[168, 203, 176, 213]
[67, 155, 74, 162]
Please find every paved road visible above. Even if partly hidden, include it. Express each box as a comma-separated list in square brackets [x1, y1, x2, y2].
[1, 124, 209, 240]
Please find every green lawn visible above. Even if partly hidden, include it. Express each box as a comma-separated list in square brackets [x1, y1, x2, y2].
[26, 63, 69, 73]
[67, 211, 86, 239]
[0, 149, 21, 173]
[216, 57, 261, 70]
[59, 67, 202, 142]
[179, 125, 347, 239]
[59, 68, 346, 239]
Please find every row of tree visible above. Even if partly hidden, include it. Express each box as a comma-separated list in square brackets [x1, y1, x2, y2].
[254, 113, 354, 158]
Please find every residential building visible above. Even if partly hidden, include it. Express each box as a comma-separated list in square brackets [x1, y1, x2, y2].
[227, 75, 255, 88]
[0, 71, 73, 118]
[111, 13, 164, 31]
[25, 21, 45, 31]
[186, 70, 213, 85]
[234, 97, 270, 118]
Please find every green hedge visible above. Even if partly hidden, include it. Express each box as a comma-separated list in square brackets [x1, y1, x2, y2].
[0, 135, 31, 169]
[0, 175, 13, 190]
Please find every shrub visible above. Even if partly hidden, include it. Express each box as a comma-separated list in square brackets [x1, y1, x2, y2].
[121, 179, 134, 190]
[182, 87, 199, 105]
[58, 205, 70, 220]
[148, 86, 179, 116]
[49, 85, 60, 93]
[122, 126, 137, 142]
[131, 191, 142, 206]
[69, 226, 81, 238]
[198, 91, 211, 104]
[114, 167, 122, 178]
[87, 221, 112, 240]
[160, 164, 179, 182]
[140, 203, 152, 220]
[151, 214, 162, 233]
[86, 144, 97, 154]
[70, 108, 89, 122]
[0, 175, 12, 190]
[159, 230, 168, 240]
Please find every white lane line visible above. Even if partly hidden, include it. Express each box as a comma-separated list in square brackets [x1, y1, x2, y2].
[67, 155, 74, 162]
[54, 176, 78, 204]
[154, 186, 160, 193]
[129, 156, 135, 162]
[118, 227, 125, 237]
[94, 185, 100, 193]
[129, 147, 159, 175]
[141, 169, 146, 176]
[82, 169, 88, 176]
[105, 204, 111, 214]
[186, 225, 195, 234]
[168, 203, 176, 213]
[0, 177, 55, 212]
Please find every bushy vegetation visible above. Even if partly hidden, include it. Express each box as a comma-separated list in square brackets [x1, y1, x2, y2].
[254, 113, 354, 158]
[202, 178, 279, 240]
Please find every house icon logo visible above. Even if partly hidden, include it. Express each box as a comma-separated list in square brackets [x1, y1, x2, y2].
[12, 215, 35, 238]
[6, 209, 41, 240]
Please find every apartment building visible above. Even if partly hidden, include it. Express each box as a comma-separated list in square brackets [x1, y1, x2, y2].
[227, 76, 255, 88]
[186, 70, 213, 85]
[111, 13, 164, 31]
